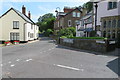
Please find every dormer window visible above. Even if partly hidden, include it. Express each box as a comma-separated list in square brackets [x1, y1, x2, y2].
[77, 13, 80, 17]
[13, 21, 19, 29]
[72, 12, 76, 17]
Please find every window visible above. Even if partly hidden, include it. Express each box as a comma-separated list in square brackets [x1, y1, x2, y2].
[81, 20, 84, 26]
[75, 20, 79, 25]
[30, 33, 34, 38]
[112, 20, 116, 27]
[77, 13, 80, 17]
[112, 30, 116, 38]
[72, 12, 76, 17]
[113, 2, 117, 8]
[10, 33, 19, 40]
[13, 21, 19, 29]
[108, 20, 111, 27]
[107, 31, 111, 38]
[68, 20, 71, 27]
[108, 2, 117, 10]
[103, 31, 106, 37]
[28, 32, 30, 37]
[118, 19, 120, 27]
[103, 21, 106, 28]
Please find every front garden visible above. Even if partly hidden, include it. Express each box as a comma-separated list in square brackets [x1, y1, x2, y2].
[1, 40, 20, 46]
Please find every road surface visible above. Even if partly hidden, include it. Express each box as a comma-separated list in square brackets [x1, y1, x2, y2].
[2, 37, 119, 78]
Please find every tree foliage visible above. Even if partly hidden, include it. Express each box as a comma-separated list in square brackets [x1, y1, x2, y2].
[83, 2, 93, 13]
[36, 13, 55, 32]
[58, 27, 76, 37]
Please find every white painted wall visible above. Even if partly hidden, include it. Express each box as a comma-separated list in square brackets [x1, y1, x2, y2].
[96, 1, 120, 26]
[0, 9, 37, 42]
[25, 23, 34, 41]
[34, 25, 38, 39]
[0, 9, 26, 41]
[0, 19, 2, 41]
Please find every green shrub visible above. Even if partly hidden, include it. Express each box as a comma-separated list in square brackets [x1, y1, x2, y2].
[44, 29, 53, 36]
[57, 27, 76, 37]
[60, 36, 67, 38]
[90, 31, 96, 37]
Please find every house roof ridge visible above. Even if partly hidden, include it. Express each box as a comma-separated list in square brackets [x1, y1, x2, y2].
[0, 7, 35, 24]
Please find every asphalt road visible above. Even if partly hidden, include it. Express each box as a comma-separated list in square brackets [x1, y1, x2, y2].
[1, 37, 119, 78]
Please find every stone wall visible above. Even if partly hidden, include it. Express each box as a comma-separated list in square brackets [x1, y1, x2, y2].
[58, 38, 116, 53]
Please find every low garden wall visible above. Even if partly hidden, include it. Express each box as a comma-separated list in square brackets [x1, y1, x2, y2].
[57, 38, 116, 53]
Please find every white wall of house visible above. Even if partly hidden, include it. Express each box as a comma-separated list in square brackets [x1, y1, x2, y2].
[96, 1, 120, 26]
[0, 9, 38, 42]
[25, 23, 34, 41]
[0, 19, 2, 41]
[34, 25, 38, 39]
[0, 9, 26, 41]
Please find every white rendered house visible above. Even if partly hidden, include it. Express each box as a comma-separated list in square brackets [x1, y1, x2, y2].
[0, 6, 39, 43]
[95, 0, 120, 39]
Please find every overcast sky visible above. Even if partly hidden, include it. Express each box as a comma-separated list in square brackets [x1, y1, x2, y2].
[0, 1, 90, 22]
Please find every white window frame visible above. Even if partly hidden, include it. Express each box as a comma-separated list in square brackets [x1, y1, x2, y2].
[13, 21, 19, 29]
[10, 33, 19, 40]
[72, 12, 76, 17]
[68, 20, 72, 27]
[77, 13, 80, 17]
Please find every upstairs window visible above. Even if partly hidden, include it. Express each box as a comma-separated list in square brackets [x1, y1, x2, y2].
[68, 20, 71, 27]
[72, 12, 76, 17]
[77, 13, 80, 17]
[108, 2, 117, 10]
[13, 21, 19, 29]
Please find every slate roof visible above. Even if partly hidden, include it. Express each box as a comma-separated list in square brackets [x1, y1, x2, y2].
[0, 8, 34, 24]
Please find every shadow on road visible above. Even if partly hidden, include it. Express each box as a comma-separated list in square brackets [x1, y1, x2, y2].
[106, 57, 120, 77]
[39, 37, 53, 41]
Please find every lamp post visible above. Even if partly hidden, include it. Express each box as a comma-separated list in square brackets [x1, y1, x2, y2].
[55, 7, 61, 28]
[55, 7, 61, 17]
[94, 2, 98, 34]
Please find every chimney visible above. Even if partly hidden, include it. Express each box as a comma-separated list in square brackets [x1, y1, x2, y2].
[22, 5, 26, 15]
[28, 11, 31, 19]
[63, 7, 75, 13]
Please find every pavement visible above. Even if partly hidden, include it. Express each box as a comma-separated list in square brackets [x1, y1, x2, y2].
[1, 37, 119, 78]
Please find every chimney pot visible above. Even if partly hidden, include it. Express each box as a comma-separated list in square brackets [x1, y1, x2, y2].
[22, 5, 26, 15]
[28, 11, 31, 19]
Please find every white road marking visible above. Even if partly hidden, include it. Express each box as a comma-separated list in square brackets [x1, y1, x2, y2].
[97, 55, 108, 57]
[54, 64, 83, 71]
[26, 59, 33, 62]
[8, 61, 11, 63]
[1, 64, 3, 66]
[51, 48, 55, 49]
[48, 49, 52, 50]
[10, 64, 15, 67]
[16, 59, 20, 61]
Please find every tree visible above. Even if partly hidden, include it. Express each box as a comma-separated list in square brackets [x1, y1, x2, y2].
[82, 2, 93, 13]
[36, 13, 55, 32]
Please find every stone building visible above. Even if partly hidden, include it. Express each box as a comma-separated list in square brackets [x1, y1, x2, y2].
[54, 7, 83, 33]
